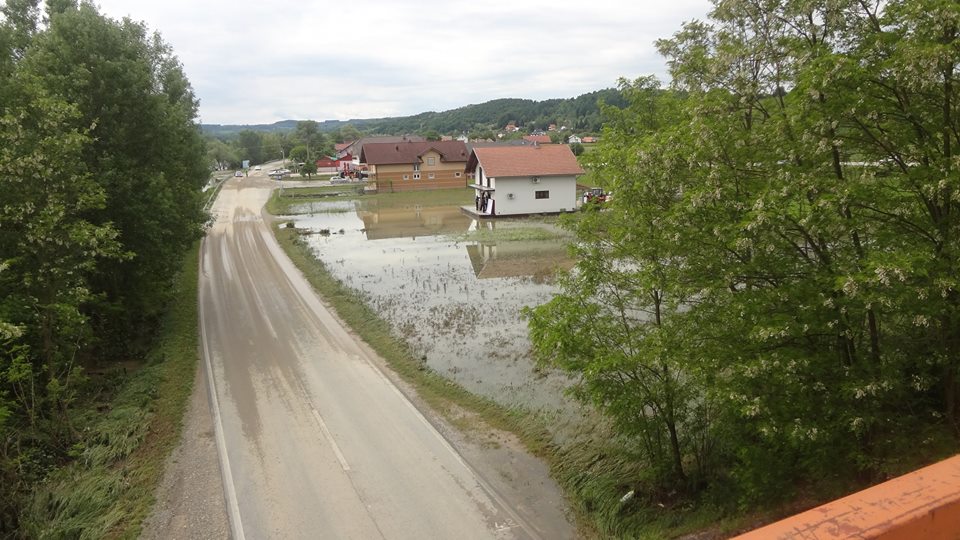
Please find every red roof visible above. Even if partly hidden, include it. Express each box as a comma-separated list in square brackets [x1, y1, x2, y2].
[316, 155, 352, 167]
[465, 144, 584, 177]
[523, 135, 551, 144]
[334, 142, 351, 152]
[360, 141, 469, 165]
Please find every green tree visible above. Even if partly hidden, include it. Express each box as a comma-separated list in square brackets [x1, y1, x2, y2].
[237, 129, 264, 165]
[568, 141, 584, 156]
[22, 3, 209, 351]
[0, 82, 123, 531]
[0, 0, 39, 60]
[261, 131, 290, 164]
[289, 144, 308, 164]
[529, 78, 701, 489]
[340, 123, 361, 142]
[300, 160, 317, 178]
[530, 0, 960, 512]
[0, 1, 208, 531]
[292, 120, 329, 159]
[206, 137, 239, 170]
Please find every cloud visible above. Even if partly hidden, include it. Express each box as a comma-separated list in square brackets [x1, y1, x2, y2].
[94, 0, 714, 124]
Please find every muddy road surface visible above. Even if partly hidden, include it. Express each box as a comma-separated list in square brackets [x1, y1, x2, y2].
[199, 173, 564, 539]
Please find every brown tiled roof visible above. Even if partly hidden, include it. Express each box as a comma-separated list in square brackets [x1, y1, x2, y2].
[465, 144, 584, 177]
[360, 141, 469, 165]
[354, 136, 425, 161]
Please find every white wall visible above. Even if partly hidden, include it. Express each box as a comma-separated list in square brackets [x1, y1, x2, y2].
[492, 176, 577, 215]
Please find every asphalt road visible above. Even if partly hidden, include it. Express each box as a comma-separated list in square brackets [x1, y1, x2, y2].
[199, 172, 541, 539]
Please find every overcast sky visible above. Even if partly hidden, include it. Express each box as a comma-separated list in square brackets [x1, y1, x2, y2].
[93, 0, 715, 125]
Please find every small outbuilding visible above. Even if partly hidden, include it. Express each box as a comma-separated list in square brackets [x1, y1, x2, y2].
[464, 144, 584, 217]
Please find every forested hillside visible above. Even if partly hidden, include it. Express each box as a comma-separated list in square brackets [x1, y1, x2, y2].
[201, 88, 626, 139]
[528, 0, 960, 533]
[0, 0, 208, 534]
[355, 89, 627, 134]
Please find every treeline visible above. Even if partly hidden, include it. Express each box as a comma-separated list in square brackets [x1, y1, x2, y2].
[204, 119, 352, 170]
[529, 0, 960, 527]
[201, 88, 627, 142]
[357, 89, 627, 135]
[0, 0, 207, 533]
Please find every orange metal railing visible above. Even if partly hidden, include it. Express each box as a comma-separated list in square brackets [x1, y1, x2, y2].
[735, 455, 960, 539]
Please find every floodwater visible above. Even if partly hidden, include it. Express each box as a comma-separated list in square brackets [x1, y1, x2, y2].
[286, 200, 583, 425]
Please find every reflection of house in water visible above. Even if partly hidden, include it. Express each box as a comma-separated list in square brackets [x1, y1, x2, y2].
[466, 240, 574, 280]
[357, 205, 473, 240]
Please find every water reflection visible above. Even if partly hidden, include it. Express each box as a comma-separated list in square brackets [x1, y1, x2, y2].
[357, 205, 473, 240]
[465, 242, 573, 280]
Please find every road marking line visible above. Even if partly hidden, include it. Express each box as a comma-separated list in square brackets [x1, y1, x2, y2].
[311, 407, 351, 471]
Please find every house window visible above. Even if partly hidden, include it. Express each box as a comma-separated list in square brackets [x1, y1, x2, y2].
[535, 190, 549, 199]
[428, 173, 435, 179]
[427, 157, 436, 166]
[455, 172, 462, 178]
[403, 174, 409, 180]
[413, 163, 420, 172]
[413, 173, 421, 180]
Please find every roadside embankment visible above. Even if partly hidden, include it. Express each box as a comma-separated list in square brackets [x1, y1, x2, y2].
[20, 245, 204, 538]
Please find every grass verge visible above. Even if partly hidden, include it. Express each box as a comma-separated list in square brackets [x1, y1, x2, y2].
[22, 243, 201, 539]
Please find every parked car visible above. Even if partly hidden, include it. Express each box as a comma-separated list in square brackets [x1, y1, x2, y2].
[235, 171, 243, 177]
[254, 166, 261, 170]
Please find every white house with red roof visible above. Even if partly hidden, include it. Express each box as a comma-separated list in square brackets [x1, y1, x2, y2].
[464, 144, 584, 216]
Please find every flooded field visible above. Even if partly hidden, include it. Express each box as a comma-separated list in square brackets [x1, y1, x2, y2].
[286, 198, 584, 425]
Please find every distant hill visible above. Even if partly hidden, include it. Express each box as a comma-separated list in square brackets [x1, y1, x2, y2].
[201, 88, 626, 138]
[200, 120, 299, 138]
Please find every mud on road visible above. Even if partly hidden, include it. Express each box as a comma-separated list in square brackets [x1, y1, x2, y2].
[144, 172, 577, 539]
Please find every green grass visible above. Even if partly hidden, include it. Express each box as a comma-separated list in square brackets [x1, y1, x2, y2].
[22, 244, 201, 539]
[359, 188, 473, 208]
